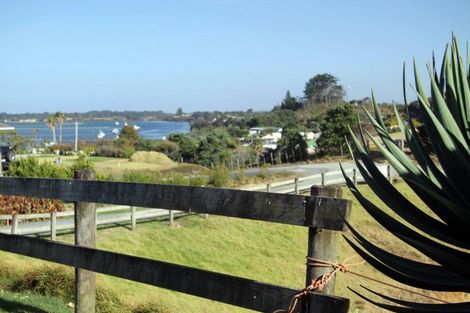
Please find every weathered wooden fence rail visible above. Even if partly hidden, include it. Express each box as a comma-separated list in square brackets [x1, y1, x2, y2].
[0, 206, 185, 237]
[0, 176, 351, 312]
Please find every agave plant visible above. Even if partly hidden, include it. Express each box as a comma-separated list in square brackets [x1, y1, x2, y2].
[341, 35, 470, 312]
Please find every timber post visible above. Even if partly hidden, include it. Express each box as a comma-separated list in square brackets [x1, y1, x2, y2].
[50, 211, 57, 240]
[306, 186, 345, 295]
[11, 214, 18, 234]
[131, 206, 136, 230]
[74, 169, 96, 313]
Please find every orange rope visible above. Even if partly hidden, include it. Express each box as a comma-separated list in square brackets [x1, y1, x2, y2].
[273, 256, 449, 313]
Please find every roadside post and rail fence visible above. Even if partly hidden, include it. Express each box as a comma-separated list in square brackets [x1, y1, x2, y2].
[0, 171, 352, 313]
[0, 164, 395, 237]
[0, 205, 185, 238]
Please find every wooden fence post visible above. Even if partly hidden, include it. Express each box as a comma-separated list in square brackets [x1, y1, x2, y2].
[387, 165, 392, 183]
[353, 169, 357, 186]
[131, 206, 136, 230]
[50, 211, 57, 240]
[321, 172, 325, 187]
[294, 178, 299, 195]
[266, 183, 271, 193]
[169, 210, 174, 226]
[11, 214, 18, 235]
[285, 151, 289, 164]
[270, 152, 274, 165]
[306, 186, 343, 295]
[74, 170, 96, 313]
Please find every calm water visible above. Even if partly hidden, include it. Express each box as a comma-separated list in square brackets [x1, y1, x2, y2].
[9, 120, 190, 144]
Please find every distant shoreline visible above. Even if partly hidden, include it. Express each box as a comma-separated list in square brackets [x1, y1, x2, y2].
[9, 120, 190, 143]
[0, 110, 190, 124]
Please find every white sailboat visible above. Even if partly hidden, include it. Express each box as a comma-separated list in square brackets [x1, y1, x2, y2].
[97, 129, 106, 139]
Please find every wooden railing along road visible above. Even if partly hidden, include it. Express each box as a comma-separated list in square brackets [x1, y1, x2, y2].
[0, 205, 185, 237]
[0, 172, 352, 313]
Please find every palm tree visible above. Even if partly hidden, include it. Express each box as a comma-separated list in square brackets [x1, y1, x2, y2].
[47, 114, 57, 144]
[55, 112, 65, 145]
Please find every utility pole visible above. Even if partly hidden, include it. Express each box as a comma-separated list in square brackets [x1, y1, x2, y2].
[75, 121, 79, 152]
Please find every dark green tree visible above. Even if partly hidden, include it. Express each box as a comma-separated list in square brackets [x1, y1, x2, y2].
[280, 90, 303, 111]
[195, 128, 236, 166]
[247, 110, 298, 128]
[304, 73, 345, 104]
[168, 133, 198, 162]
[227, 126, 248, 138]
[278, 126, 307, 160]
[176, 107, 183, 116]
[317, 105, 356, 155]
[119, 125, 140, 145]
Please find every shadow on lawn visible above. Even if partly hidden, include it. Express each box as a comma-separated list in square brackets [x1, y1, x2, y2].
[0, 296, 51, 313]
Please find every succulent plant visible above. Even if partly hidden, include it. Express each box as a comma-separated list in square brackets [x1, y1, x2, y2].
[342, 35, 470, 312]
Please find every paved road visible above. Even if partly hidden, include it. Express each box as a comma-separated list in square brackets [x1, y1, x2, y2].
[243, 161, 357, 176]
[242, 161, 394, 194]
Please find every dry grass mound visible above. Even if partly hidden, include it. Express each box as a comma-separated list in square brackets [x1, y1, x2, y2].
[130, 151, 175, 167]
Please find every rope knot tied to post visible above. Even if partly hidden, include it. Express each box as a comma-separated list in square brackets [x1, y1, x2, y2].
[273, 256, 363, 313]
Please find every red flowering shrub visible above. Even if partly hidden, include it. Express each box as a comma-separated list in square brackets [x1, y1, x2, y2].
[0, 195, 64, 215]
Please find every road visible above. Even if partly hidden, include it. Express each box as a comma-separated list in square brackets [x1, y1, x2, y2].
[242, 161, 394, 194]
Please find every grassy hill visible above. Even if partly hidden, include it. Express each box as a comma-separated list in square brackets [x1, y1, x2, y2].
[0, 182, 468, 312]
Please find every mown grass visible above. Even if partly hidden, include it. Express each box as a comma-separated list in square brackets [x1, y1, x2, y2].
[0, 182, 468, 312]
[0, 289, 71, 313]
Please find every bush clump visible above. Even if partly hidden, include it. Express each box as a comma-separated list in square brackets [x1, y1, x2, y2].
[95, 144, 128, 158]
[11, 266, 125, 313]
[69, 153, 95, 172]
[8, 157, 72, 178]
[208, 165, 230, 187]
[131, 298, 171, 313]
[119, 170, 208, 187]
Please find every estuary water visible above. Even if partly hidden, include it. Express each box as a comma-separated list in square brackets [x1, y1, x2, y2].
[9, 120, 190, 144]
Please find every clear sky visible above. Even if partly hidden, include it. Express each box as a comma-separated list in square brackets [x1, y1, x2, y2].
[0, 0, 469, 114]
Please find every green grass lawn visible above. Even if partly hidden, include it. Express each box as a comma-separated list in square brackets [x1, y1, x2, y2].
[0, 290, 71, 313]
[0, 182, 468, 312]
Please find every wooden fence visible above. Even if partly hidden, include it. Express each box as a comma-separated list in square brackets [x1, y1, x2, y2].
[0, 174, 352, 312]
[0, 206, 186, 238]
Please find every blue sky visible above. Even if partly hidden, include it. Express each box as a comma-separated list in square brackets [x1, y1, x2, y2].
[0, 0, 469, 113]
